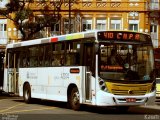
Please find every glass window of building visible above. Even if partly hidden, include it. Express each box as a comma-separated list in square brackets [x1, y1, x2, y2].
[129, 24, 138, 31]
[0, 19, 7, 31]
[64, 18, 74, 34]
[150, 0, 159, 10]
[82, 19, 92, 31]
[110, 19, 121, 30]
[129, 20, 139, 31]
[51, 23, 59, 36]
[0, 24, 6, 31]
[96, 19, 106, 30]
[150, 22, 158, 47]
[150, 24, 157, 33]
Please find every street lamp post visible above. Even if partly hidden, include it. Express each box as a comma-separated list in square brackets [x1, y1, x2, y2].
[68, 0, 71, 34]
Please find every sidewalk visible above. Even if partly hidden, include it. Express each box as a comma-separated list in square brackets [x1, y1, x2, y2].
[0, 91, 19, 97]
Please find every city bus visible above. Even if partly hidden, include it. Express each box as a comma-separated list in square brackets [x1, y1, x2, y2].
[3, 30, 156, 110]
[154, 48, 160, 103]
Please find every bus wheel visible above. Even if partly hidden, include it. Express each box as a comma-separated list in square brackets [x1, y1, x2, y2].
[23, 84, 31, 103]
[68, 87, 80, 110]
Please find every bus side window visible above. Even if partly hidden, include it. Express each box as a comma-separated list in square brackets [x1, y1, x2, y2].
[44, 44, 52, 67]
[51, 43, 65, 66]
[28, 46, 39, 67]
[65, 42, 80, 66]
[38, 45, 44, 67]
[52, 51, 61, 66]
[66, 54, 71, 65]
[22, 57, 27, 67]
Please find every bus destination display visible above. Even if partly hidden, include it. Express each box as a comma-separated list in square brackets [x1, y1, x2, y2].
[98, 31, 151, 42]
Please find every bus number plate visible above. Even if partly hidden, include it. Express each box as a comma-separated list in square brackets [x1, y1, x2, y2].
[126, 98, 136, 102]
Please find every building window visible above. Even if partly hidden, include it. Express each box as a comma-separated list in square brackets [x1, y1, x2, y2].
[150, 25, 157, 33]
[150, 0, 159, 10]
[96, 19, 106, 30]
[129, 20, 139, 31]
[150, 23, 158, 47]
[110, 19, 121, 30]
[51, 24, 59, 32]
[129, 24, 138, 31]
[64, 18, 74, 34]
[51, 23, 59, 36]
[0, 24, 6, 31]
[82, 19, 92, 31]
[0, 0, 8, 8]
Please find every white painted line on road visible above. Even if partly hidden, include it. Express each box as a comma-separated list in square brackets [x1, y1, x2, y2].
[0, 99, 6, 102]
[0, 107, 57, 114]
[0, 103, 25, 113]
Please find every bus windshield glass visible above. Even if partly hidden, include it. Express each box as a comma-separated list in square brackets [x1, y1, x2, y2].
[99, 43, 154, 81]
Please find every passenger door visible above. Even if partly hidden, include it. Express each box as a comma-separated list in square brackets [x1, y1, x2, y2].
[82, 43, 95, 102]
[7, 50, 19, 94]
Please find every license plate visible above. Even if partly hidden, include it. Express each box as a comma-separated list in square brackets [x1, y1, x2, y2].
[126, 98, 136, 102]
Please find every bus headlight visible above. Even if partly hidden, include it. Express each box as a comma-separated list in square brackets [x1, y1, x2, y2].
[98, 78, 108, 92]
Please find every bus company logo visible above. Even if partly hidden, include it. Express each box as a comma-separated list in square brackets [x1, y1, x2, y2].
[128, 90, 133, 94]
[26, 72, 38, 79]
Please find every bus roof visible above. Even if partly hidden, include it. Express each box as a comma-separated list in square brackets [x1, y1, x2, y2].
[6, 30, 98, 49]
[6, 30, 150, 49]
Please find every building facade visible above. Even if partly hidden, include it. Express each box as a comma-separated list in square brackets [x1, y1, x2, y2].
[0, 0, 160, 50]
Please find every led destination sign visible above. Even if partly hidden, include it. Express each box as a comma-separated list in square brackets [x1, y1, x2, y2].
[98, 31, 151, 42]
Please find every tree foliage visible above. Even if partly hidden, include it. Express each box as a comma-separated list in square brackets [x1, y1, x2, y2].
[0, 0, 63, 40]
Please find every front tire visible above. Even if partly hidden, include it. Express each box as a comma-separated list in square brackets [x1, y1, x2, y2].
[23, 84, 32, 103]
[68, 87, 80, 110]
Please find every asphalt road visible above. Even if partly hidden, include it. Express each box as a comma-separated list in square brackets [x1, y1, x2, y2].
[0, 95, 160, 120]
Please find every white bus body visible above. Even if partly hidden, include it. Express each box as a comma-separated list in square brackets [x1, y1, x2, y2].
[3, 30, 156, 110]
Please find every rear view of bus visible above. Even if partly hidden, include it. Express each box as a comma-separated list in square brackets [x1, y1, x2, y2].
[97, 31, 156, 110]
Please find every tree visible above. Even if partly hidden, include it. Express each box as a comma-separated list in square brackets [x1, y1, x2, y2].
[0, 0, 63, 40]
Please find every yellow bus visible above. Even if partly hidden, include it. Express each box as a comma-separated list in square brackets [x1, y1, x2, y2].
[3, 30, 156, 111]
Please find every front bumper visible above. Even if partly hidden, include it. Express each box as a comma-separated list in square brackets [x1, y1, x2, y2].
[96, 90, 156, 106]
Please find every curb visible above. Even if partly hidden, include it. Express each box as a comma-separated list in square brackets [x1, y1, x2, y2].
[0, 92, 19, 97]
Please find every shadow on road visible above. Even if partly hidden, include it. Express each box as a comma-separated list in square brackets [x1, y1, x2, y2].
[1, 92, 159, 115]
[10, 97, 160, 114]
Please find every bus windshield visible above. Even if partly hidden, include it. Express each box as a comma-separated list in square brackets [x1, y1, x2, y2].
[99, 43, 154, 81]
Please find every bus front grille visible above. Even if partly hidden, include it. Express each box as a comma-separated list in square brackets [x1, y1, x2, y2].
[111, 89, 147, 95]
[106, 82, 152, 96]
